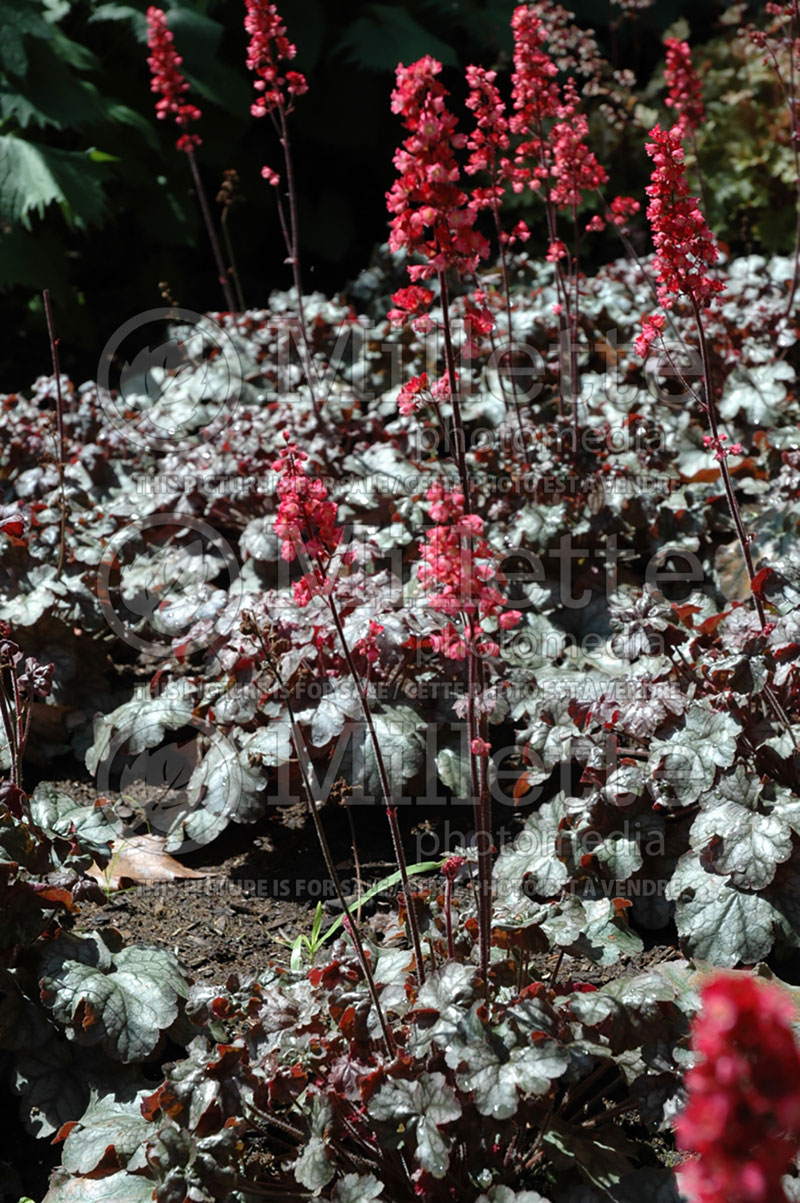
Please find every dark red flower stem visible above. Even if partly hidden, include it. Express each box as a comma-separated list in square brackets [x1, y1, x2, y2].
[254, 627, 396, 1054]
[438, 269, 493, 994]
[323, 596, 427, 985]
[271, 107, 322, 418]
[689, 294, 766, 628]
[186, 149, 236, 312]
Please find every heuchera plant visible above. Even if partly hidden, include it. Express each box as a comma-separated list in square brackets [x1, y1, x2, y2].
[5, 2, 800, 1201]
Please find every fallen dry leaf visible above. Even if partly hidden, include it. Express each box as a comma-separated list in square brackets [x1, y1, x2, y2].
[87, 833, 216, 890]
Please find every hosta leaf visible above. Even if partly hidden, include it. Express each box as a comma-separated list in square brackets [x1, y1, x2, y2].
[39, 931, 188, 1062]
[368, 1073, 461, 1178]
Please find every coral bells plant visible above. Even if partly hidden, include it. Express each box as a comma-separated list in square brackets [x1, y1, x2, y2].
[146, 7, 235, 310]
[271, 437, 427, 983]
[676, 973, 800, 1203]
[273, 439, 341, 569]
[507, 4, 561, 191]
[550, 79, 608, 212]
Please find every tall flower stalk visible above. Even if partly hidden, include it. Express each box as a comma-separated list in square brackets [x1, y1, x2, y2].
[549, 77, 608, 446]
[244, 1, 320, 417]
[146, 7, 236, 313]
[272, 438, 427, 983]
[639, 125, 770, 616]
[247, 615, 395, 1054]
[464, 63, 527, 442]
[388, 55, 515, 990]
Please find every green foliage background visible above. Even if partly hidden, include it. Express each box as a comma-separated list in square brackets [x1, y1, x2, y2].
[0, 0, 789, 385]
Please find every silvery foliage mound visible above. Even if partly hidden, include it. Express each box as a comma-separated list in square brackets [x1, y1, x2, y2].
[0, 251, 799, 960]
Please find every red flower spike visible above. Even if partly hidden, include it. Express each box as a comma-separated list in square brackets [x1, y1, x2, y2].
[505, 5, 561, 195]
[244, 1, 308, 182]
[664, 38, 705, 135]
[417, 483, 521, 661]
[146, 7, 202, 153]
[387, 56, 489, 279]
[550, 79, 608, 211]
[643, 123, 723, 311]
[272, 442, 346, 604]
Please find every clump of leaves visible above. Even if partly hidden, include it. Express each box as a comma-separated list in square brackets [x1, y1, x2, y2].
[0, 631, 191, 1145]
[43, 867, 697, 1202]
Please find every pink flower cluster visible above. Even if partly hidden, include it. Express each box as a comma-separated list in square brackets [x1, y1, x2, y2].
[244, 0, 308, 184]
[146, 7, 202, 153]
[272, 437, 343, 605]
[643, 123, 723, 310]
[507, 5, 561, 194]
[465, 64, 509, 212]
[550, 79, 608, 210]
[609, 194, 641, 228]
[417, 483, 521, 659]
[397, 371, 452, 416]
[664, 38, 705, 134]
[676, 973, 800, 1203]
[386, 284, 434, 330]
[635, 312, 666, 358]
[387, 56, 489, 279]
[703, 432, 743, 462]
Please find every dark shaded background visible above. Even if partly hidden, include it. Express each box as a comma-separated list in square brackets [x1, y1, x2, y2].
[0, 0, 733, 386]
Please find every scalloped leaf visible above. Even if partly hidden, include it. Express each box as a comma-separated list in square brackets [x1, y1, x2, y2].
[39, 931, 188, 1062]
